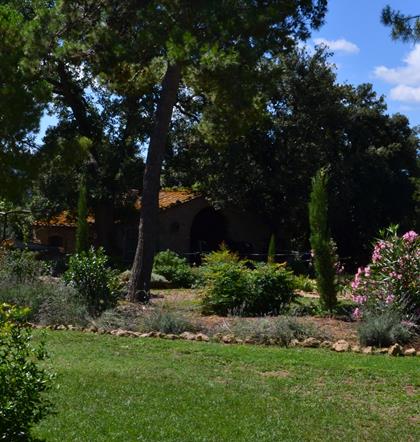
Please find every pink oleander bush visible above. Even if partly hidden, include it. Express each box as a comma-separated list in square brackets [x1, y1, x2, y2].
[350, 226, 419, 324]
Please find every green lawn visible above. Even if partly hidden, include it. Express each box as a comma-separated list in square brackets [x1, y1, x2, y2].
[34, 331, 419, 442]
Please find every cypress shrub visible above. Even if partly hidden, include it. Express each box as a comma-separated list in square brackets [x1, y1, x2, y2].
[308, 169, 337, 311]
[267, 233, 276, 264]
[76, 181, 89, 253]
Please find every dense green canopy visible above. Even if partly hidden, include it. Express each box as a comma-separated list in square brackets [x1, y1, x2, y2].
[163, 48, 419, 264]
[0, 0, 418, 277]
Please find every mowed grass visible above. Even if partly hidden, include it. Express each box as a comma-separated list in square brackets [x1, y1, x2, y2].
[34, 332, 419, 442]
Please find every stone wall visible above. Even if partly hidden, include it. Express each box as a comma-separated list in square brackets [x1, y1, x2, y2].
[33, 226, 77, 254]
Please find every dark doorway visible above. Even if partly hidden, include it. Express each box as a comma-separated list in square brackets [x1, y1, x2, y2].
[48, 235, 63, 248]
[190, 207, 227, 254]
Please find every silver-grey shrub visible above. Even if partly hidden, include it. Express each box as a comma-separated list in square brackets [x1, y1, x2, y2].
[358, 310, 414, 347]
[0, 280, 89, 326]
[220, 316, 325, 345]
[0, 249, 49, 284]
[36, 282, 89, 326]
[139, 309, 198, 334]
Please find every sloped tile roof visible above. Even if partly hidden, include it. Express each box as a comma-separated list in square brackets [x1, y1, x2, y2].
[33, 211, 95, 228]
[34, 190, 199, 227]
[138, 189, 199, 210]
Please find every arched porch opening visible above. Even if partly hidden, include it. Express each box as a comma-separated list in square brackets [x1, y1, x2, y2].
[190, 207, 227, 254]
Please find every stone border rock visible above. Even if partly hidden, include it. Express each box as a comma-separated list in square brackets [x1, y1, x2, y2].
[28, 323, 419, 357]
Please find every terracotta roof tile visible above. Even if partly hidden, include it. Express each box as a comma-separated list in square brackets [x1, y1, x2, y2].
[33, 211, 95, 228]
[151, 190, 198, 210]
[34, 190, 199, 228]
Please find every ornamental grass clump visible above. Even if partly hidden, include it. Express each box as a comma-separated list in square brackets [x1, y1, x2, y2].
[350, 226, 419, 323]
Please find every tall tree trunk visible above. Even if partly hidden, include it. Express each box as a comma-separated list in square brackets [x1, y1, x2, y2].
[127, 63, 182, 302]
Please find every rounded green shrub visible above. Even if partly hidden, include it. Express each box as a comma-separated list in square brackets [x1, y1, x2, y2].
[201, 249, 296, 316]
[202, 261, 249, 315]
[64, 247, 119, 317]
[0, 304, 53, 440]
[246, 264, 296, 315]
[293, 274, 317, 293]
[153, 250, 194, 288]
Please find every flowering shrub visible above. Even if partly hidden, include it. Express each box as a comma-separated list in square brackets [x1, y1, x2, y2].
[350, 226, 419, 322]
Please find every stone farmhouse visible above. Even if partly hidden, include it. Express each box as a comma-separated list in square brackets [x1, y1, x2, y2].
[33, 190, 270, 263]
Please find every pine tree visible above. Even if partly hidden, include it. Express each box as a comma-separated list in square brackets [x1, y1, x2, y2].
[382, 6, 420, 42]
[76, 182, 89, 253]
[308, 169, 337, 311]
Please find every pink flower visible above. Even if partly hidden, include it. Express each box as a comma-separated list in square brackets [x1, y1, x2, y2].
[389, 271, 402, 280]
[385, 294, 395, 304]
[351, 273, 361, 290]
[353, 295, 367, 305]
[364, 266, 371, 277]
[372, 241, 387, 262]
[402, 231, 418, 242]
[352, 307, 362, 320]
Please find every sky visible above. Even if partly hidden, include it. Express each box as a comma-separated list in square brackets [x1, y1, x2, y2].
[37, 0, 420, 142]
[311, 0, 420, 127]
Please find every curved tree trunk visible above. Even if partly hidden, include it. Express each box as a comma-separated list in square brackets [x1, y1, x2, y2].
[127, 63, 182, 302]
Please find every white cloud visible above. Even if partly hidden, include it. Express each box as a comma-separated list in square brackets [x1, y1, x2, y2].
[313, 38, 360, 54]
[374, 44, 420, 104]
[374, 44, 420, 85]
[390, 85, 420, 103]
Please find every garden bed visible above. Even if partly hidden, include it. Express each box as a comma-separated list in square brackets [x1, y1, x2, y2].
[30, 288, 416, 355]
[151, 289, 358, 343]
